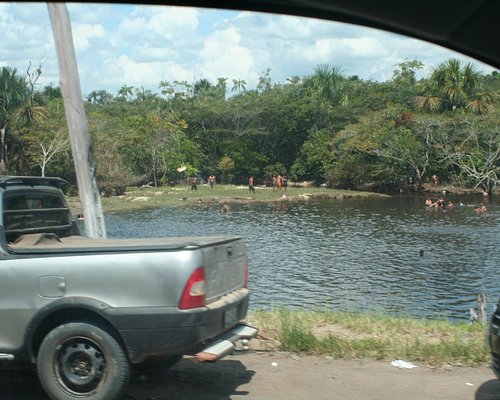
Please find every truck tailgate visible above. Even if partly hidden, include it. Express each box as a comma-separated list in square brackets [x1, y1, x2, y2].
[201, 239, 246, 303]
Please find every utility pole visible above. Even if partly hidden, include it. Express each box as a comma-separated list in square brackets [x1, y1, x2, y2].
[47, 3, 106, 238]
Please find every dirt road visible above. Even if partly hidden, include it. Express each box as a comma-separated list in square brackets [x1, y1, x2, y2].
[1, 352, 499, 400]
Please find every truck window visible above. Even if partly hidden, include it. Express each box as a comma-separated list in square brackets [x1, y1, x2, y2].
[3, 192, 72, 243]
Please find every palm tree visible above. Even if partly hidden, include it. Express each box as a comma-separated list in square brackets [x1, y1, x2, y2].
[193, 78, 213, 96]
[310, 64, 351, 107]
[415, 59, 493, 114]
[286, 76, 302, 85]
[231, 78, 247, 94]
[0, 66, 45, 173]
[117, 84, 134, 101]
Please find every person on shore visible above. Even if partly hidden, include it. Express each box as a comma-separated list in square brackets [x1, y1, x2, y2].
[272, 175, 276, 191]
[208, 175, 215, 190]
[248, 176, 255, 194]
[432, 174, 440, 186]
[276, 175, 282, 191]
[190, 176, 198, 191]
[282, 175, 288, 192]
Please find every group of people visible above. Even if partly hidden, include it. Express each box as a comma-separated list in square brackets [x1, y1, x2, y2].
[425, 197, 452, 208]
[191, 174, 216, 191]
[425, 197, 488, 214]
[271, 175, 288, 192]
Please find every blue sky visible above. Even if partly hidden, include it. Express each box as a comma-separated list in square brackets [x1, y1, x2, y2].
[0, 2, 495, 97]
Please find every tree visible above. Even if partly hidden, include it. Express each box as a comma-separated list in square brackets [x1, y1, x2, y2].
[87, 89, 113, 105]
[215, 78, 228, 100]
[0, 66, 45, 174]
[134, 86, 158, 102]
[415, 59, 494, 114]
[217, 155, 235, 184]
[308, 64, 351, 107]
[291, 129, 335, 182]
[430, 114, 500, 194]
[231, 78, 247, 94]
[42, 84, 62, 100]
[257, 68, 272, 94]
[327, 107, 436, 191]
[117, 85, 134, 101]
[389, 60, 424, 105]
[27, 128, 69, 177]
[193, 78, 212, 96]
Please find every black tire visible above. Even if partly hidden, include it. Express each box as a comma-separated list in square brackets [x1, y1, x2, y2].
[133, 354, 183, 375]
[37, 322, 130, 400]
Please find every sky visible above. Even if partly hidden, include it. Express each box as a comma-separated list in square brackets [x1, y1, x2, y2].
[0, 2, 496, 97]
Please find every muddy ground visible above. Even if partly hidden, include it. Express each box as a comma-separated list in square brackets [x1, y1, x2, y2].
[1, 352, 499, 400]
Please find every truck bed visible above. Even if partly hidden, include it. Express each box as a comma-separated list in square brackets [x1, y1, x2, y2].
[8, 233, 241, 254]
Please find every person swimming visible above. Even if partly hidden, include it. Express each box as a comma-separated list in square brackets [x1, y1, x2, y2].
[475, 203, 487, 214]
[221, 201, 230, 213]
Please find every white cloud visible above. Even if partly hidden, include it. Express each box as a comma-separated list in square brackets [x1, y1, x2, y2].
[102, 55, 191, 91]
[116, 6, 199, 45]
[72, 24, 106, 51]
[1, 2, 495, 95]
[198, 27, 256, 84]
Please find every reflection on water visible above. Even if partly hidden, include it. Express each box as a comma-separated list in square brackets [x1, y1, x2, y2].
[106, 194, 499, 321]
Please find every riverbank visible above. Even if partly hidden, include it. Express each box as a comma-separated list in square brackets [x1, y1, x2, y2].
[67, 184, 386, 213]
[246, 309, 490, 367]
[420, 182, 496, 196]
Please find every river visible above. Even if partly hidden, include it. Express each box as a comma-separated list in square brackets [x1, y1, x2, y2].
[105, 194, 499, 321]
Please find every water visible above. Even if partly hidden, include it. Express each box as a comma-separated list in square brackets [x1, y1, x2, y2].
[105, 194, 499, 321]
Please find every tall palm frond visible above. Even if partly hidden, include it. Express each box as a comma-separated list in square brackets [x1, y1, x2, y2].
[415, 58, 493, 114]
[414, 95, 442, 112]
[312, 64, 351, 107]
[13, 103, 46, 128]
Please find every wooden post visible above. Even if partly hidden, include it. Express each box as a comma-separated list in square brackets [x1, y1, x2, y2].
[47, 3, 106, 238]
[477, 293, 487, 324]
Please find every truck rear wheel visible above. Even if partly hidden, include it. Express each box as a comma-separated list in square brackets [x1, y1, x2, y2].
[37, 322, 130, 400]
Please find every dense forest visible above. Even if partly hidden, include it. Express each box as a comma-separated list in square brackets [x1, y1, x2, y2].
[0, 59, 499, 195]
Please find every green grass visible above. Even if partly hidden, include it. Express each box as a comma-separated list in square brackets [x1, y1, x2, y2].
[67, 184, 382, 213]
[247, 309, 490, 366]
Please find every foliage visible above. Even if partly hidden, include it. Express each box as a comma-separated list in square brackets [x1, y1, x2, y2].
[291, 129, 336, 182]
[415, 59, 494, 114]
[428, 111, 500, 193]
[217, 155, 235, 184]
[1, 59, 498, 193]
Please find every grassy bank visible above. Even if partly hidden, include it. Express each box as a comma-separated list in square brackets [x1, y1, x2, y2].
[67, 184, 383, 213]
[247, 309, 490, 366]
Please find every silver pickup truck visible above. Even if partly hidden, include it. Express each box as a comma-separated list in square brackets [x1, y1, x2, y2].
[0, 176, 257, 400]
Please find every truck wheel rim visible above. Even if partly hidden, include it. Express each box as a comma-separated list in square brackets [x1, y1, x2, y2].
[55, 337, 107, 394]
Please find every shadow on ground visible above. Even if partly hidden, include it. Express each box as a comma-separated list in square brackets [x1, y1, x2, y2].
[0, 358, 255, 400]
[0, 369, 48, 400]
[476, 379, 500, 400]
[125, 358, 255, 400]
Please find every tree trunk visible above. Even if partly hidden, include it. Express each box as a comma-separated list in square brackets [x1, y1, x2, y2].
[47, 3, 106, 238]
[0, 127, 7, 174]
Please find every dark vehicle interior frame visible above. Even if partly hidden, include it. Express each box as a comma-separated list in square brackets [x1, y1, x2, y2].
[147, 0, 499, 70]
